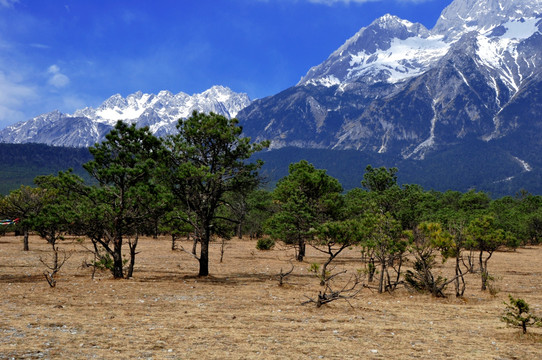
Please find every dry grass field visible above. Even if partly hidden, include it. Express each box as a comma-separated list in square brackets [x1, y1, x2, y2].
[0, 234, 541, 359]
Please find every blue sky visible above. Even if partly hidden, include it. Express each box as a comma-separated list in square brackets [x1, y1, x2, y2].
[0, 0, 452, 129]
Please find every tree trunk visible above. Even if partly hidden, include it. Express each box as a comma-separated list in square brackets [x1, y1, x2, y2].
[23, 229, 29, 251]
[479, 251, 487, 291]
[171, 234, 177, 250]
[198, 230, 210, 276]
[191, 234, 198, 255]
[392, 256, 403, 291]
[454, 254, 466, 297]
[297, 238, 305, 262]
[112, 237, 124, 279]
[321, 259, 331, 286]
[378, 262, 386, 293]
[127, 234, 139, 278]
[367, 257, 376, 283]
[237, 223, 243, 239]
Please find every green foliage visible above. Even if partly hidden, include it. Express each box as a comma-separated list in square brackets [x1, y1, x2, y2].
[308, 262, 320, 274]
[32, 171, 86, 246]
[92, 254, 128, 271]
[93, 253, 115, 271]
[502, 295, 542, 334]
[256, 237, 275, 251]
[466, 215, 518, 291]
[243, 189, 274, 239]
[83, 121, 165, 279]
[361, 165, 398, 192]
[466, 216, 515, 253]
[404, 222, 455, 297]
[0, 184, 53, 250]
[361, 212, 409, 293]
[265, 160, 343, 262]
[162, 111, 268, 276]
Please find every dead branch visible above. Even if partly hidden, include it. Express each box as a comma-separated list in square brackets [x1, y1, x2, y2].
[302, 272, 362, 308]
[277, 262, 294, 286]
[40, 247, 70, 288]
[179, 245, 200, 260]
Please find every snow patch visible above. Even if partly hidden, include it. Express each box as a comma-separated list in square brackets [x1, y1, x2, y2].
[348, 35, 449, 83]
[500, 18, 540, 40]
[513, 156, 532, 172]
[404, 100, 438, 160]
[306, 76, 341, 87]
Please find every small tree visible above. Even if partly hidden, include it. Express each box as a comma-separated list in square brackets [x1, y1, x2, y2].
[313, 219, 364, 285]
[404, 222, 456, 297]
[0, 185, 51, 251]
[162, 111, 268, 276]
[448, 220, 474, 297]
[32, 175, 80, 287]
[466, 215, 517, 291]
[502, 295, 542, 334]
[363, 212, 409, 293]
[83, 121, 164, 279]
[266, 160, 343, 262]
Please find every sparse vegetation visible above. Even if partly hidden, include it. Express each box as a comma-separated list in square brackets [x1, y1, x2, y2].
[502, 295, 542, 334]
[2, 114, 542, 357]
[1, 234, 540, 359]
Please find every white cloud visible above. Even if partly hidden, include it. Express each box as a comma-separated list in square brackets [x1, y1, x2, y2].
[0, 0, 18, 8]
[0, 70, 38, 128]
[47, 64, 70, 88]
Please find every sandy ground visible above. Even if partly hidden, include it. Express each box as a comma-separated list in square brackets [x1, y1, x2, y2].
[0, 234, 541, 359]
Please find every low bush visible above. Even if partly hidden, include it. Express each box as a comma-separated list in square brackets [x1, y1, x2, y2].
[256, 237, 275, 250]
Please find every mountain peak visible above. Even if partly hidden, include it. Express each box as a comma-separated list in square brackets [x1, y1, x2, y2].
[372, 14, 416, 30]
[299, 13, 434, 86]
[433, 0, 542, 38]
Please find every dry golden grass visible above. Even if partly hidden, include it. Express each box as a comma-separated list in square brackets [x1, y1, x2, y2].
[0, 234, 541, 359]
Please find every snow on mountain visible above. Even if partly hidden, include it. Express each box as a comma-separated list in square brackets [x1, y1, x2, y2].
[0, 86, 251, 147]
[434, 0, 542, 39]
[301, 2, 542, 89]
[238, 0, 542, 161]
[299, 14, 439, 86]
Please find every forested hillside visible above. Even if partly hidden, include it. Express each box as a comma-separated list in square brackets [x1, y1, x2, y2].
[1, 142, 540, 197]
[257, 142, 540, 198]
[0, 143, 92, 194]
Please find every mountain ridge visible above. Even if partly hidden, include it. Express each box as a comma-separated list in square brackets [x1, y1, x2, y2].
[0, 85, 251, 147]
[237, 0, 542, 161]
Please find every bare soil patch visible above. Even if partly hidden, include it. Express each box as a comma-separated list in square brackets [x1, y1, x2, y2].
[1, 235, 541, 359]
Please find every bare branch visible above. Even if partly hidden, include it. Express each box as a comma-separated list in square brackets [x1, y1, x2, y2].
[277, 262, 294, 286]
[302, 272, 362, 308]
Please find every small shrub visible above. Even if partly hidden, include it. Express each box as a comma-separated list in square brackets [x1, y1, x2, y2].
[404, 258, 447, 298]
[93, 254, 114, 270]
[487, 275, 500, 297]
[93, 254, 128, 271]
[256, 238, 275, 251]
[502, 295, 542, 334]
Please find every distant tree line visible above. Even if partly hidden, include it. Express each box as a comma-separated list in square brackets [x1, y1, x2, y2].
[1, 111, 541, 298]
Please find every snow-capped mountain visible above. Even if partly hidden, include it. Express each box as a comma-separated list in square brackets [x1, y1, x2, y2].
[238, 0, 542, 163]
[0, 86, 251, 147]
[299, 14, 446, 87]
